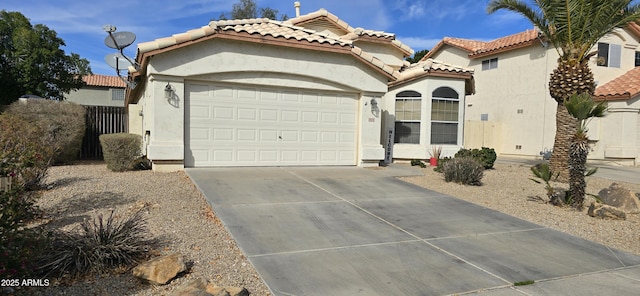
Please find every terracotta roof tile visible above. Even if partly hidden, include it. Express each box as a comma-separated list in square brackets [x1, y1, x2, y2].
[288, 9, 413, 56]
[82, 75, 125, 88]
[423, 29, 540, 60]
[595, 67, 640, 100]
[136, 17, 399, 81]
[391, 59, 474, 87]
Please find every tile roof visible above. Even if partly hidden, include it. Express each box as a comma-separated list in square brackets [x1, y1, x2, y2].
[82, 74, 125, 88]
[391, 59, 474, 90]
[136, 18, 398, 79]
[423, 29, 541, 60]
[594, 67, 640, 100]
[286, 8, 414, 56]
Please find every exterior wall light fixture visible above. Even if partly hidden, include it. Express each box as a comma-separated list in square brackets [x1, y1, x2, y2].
[164, 83, 174, 101]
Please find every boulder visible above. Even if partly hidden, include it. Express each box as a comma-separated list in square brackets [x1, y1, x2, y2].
[133, 253, 187, 285]
[172, 278, 211, 296]
[206, 284, 250, 296]
[598, 183, 640, 213]
[588, 203, 626, 220]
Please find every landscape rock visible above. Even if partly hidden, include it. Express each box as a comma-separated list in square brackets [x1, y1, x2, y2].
[170, 278, 250, 296]
[588, 203, 627, 220]
[598, 183, 640, 213]
[133, 253, 187, 285]
[172, 278, 211, 296]
[206, 284, 250, 296]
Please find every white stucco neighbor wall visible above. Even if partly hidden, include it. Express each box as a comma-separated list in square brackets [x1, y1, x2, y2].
[134, 38, 390, 171]
[589, 28, 640, 85]
[383, 77, 467, 160]
[65, 87, 125, 107]
[430, 27, 640, 164]
[587, 97, 640, 164]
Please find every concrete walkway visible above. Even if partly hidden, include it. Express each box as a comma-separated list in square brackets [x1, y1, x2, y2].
[187, 165, 640, 295]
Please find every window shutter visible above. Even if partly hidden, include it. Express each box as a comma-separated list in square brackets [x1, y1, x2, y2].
[609, 44, 621, 68]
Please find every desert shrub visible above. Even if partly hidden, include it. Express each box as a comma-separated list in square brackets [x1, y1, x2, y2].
[410, 159, 426, 168]
[442, 157, 484, 185]
[0, 189, 48, 278]
[100, 133, 142, 172]
[38, 210, 154, 277]
[454, 147, 497, 169]
[6, 99, 85, 164]
[434, 156, 452, 173]
[0, 113, 56, 190]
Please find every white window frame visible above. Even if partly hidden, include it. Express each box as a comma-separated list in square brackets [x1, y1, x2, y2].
[431, 87, 460, 145]
[394, 91, 422, 144]
[597, 43, 621, 68]
[481, 57, 498, 71]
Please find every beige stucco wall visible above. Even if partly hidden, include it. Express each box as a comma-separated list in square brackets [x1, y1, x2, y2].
[134, 38, 390, 170]
[430, 27, 640, 164]
[431, 43, 559, 158]
[65, 86, 125, 107]
[383, 76, 467, 160]
[589, 28, 640, 85]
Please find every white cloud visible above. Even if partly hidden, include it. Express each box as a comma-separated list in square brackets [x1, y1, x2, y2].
[397, 36, 442, 51]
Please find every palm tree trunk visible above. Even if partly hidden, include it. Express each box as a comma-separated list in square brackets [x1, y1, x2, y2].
[569, 137, 588, 210]
[549, 103, 578, 183]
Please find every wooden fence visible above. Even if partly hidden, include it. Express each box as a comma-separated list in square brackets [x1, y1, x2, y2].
[81, 106, 127, 159]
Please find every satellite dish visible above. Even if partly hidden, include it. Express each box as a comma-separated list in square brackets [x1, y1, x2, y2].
[104, 31, 136, 49]
[104, 53, 133, 71]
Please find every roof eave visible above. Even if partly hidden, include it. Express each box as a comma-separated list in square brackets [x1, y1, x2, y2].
[469, 39, 539, 59]
[389, 70, 473, 88]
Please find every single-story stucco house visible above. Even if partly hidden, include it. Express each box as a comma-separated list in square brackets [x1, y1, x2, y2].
[66, 74, 126, 107]
[125, 8, 474, 171]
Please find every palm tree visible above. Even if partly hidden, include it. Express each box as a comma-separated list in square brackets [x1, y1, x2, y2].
[564, 93, 607, 209]
[487, 0, 640, 181]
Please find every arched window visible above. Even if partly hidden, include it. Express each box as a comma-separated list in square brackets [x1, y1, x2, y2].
[431, 87, 459, 145]
[394, 91, 421, 144]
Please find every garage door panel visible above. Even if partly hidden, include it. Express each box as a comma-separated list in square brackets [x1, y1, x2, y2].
[237, 129, 256, 141]
[213, 107, 234, 119]
[237, 150, 257, 162]
[260, 109, 278, 121]
[281, 110, 299, 121]
[186, 83, 357, 167]
[259, 130, 278, 141]
[237, 108, 257, 120]
[213, 128, 233, 141]
[281, 130, 299, 141]
[190, 127, 211, 140]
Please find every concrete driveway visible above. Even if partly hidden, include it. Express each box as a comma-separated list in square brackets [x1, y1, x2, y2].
[186, 166, 640, 296]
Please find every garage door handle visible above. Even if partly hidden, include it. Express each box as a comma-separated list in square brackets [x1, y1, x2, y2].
[278, 136, 282, 139]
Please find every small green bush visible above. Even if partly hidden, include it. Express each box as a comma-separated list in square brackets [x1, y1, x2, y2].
[442, 157, 484, 185]
[410, 159, 426, 168]
[454, 147, 497, 169]
[100, 133, 142, 172]
[0, 113, 56, 190]
[434, 156, 452, 173]
[38, 210, 154, 277]
[6, 99, 85, 164]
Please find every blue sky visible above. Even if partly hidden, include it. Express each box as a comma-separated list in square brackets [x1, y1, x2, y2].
[3, 0, 534, 75]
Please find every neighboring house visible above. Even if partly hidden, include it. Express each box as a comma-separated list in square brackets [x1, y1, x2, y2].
[125, 9, 474, 171]
[66, 74, 126, 107]
[424, 25, 640, 165]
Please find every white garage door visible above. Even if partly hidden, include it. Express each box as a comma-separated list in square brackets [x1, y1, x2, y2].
[185, 83, 358, 167]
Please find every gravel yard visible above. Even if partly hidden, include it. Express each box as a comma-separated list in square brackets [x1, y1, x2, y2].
[400, 162, 640, 256]
[23, 161, 271, 296]
[19, 160, 640, 295]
